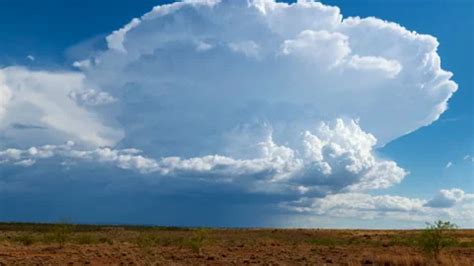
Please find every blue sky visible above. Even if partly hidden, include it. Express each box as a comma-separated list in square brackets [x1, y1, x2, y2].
[0, 0, 472, 228]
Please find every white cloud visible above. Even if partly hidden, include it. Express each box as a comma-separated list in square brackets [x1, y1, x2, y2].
[72, 59, 91, 69]
[283, 189, 474, 223]
[445, 161, 453, 168]
[283, 193, 426, 215]
[195, 41, 213, 51]
[0, 72, 12, 121]
[2, 0, 456, 152]
[0, 119, 406, 196]
[347, 55, 402, 78]
[69, 88, 116, 106]
[463, 155, 474, 163]
[14, 159, 36, 167]
[425, 188, 474, 208]
[106, 18, 141, 53]
[0, 67, 122, 148]
[281, 30, 350, 67]
[0, 141, 156, 173]
[229, 40, 261, 59]
[77, 0, 457, 152]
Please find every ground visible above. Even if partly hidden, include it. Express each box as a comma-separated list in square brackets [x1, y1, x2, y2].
[0, 223, 473, 265]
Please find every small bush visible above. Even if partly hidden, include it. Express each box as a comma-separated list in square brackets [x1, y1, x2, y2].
[187, 229, 208, 254]
[418, 220, 458, 258]
[43, 222, 74, 247]
[13, 234, 35, 246]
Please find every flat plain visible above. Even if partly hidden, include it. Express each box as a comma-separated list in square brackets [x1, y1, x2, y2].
[0, 223, 473, 265]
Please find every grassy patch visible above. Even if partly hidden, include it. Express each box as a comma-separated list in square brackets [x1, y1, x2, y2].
[12, 233, 35, 246]
[308, 237, 346, 247]
[187, 229, 208, 254]
[387, 235, 419, 247]
[74, 233, 101, 245]
[458, 241, 474, 248]
[135, 233, 160, 249]
[42, 222, 74, 247]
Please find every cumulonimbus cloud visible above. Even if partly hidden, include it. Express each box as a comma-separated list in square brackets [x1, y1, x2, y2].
[1, 0, 457, 150]
[88, 0, 456, 146]
[0, 0, 464, 225]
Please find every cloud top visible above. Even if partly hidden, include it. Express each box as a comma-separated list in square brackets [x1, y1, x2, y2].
[84, 0, 457, 150]
[1, 0, 457, 151]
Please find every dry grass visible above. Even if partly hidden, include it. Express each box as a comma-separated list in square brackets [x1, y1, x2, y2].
[0, 223, 473, 265]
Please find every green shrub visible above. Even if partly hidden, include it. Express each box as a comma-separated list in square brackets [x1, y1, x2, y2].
[418, 220, 458, 258]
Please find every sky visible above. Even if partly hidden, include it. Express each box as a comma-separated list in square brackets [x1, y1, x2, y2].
[0, 0, 473, 228]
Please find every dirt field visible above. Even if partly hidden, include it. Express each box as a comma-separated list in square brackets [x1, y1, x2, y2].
[0, 223, 473, 265]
